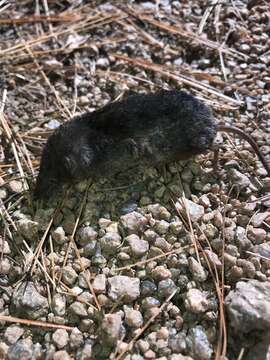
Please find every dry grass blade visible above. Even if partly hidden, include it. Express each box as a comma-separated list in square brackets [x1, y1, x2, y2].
[0, 90, 28, 192]
[0, 0, 10, 14]
[0, 315, 74, 330]
[114, 244, 192, 271]
[198, 0, 219, 35]
[115, 289, 177, 360]
[0, 14, 80, 25]
[0, 11, 124, 60]
[111, 53, 242, 106]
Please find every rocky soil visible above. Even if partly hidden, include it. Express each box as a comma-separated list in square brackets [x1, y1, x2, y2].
[0, 1, 270, 359]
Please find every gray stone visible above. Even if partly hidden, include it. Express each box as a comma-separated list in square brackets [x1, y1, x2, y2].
[251, 212, 269, 227]
[80, 343, 92, 359]
[62, 266, 78, 286]
[185, 289, 209, 314]
[225, 280, 270, 332]
[77, 226, 98, 245]
[126, 234, 149, 256]
[187, 325, 213, 360]
[100, 232, 121, 254]
[147, 204, 171, 221]
[188, 257, 208, 282]
[124, 306, 143, 328]
[92, 274, 106, 294]
[120, 211, 148, 234]
[228, 169, 251, 189]
[52, 293, 66, 316]
[52, 227, 66, 245]
[11, 282, 48, 319]
[52, 329, 69, 349]
[7, 339, 33, 360]
[53, 350, 71, 360]
[70, 328, 83, 349]
[252, 242, 270, 259]
[100, 313, 123, 346]
[158, 279, 177, 298]
[175, 198, 204, 222]
[69, 301, 88, 317]
[108, 276, 140, 302]
[4, 325, 24, 345]
[16, 219, 39, 241]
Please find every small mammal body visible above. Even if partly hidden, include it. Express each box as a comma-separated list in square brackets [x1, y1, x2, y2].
[34, 90, 270, 199]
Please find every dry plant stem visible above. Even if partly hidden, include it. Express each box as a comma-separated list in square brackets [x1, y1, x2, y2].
[111, 54, 242, 106]
[116, 289, 177, 360]
[30, 217, 54, 276]
[0, 14, 78, 25]
[0, 90, 28, 192]
[56, 182, 101, 310]
[0, 315, 74, 331]
[237, 348, 246, 360]
[23, 240, 56, 289]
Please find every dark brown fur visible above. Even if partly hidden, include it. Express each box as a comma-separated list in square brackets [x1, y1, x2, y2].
[34, 90, 269, 199]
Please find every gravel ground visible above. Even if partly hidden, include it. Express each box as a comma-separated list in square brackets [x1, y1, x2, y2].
[0, 1, 270, 359]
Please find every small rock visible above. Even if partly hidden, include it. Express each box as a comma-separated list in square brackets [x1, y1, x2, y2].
[53, 350, 71, 360]
[77, 226, 98, 245]
[92, 274, 106, 294]
[52, 227, 66, 245]
[108, 276, 140, 302]
[126, 234, 149, 257]
[158, 279, 177, 298]
[80, 343, 92, 359]
[151, 265, 171, 281]
[62, 266, 78, 286]
[8, 180, 24, 194]
[251, 212, 269, 227]
[96, 57, 110, 68]
[187, 326, 213, 360]
[188, 257, 208, 282]
[0, 238, 11, 254]
[11, 282, 48, 319]
[7, 339, 33, 360]
[100, 232, 121, 254]
[16, 219, 39, 241]
[120, 211, 148, 234]
[100, 313, 123, 346]
[204, 250, 222, 270]
[154, 220, 170, 235]
[4, 325, 24, 344]
[225, 279, 270, 332]
[52, 294, 66, 317]
[252, 242, 270, 258]
[0, 342, 8, 359]
[185, 289, 209, 314]
[248, 227, 267, 244]
[52, 329, 69, 349]
[176, 198, 204, 222]
[70, 328, 83, 349]
[124, 306, 143, 328]
[228, 169, 251, 189]
[69, 301, 88, 317]
[147, 204, 171, 221]
[47, 119, 60, 129]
